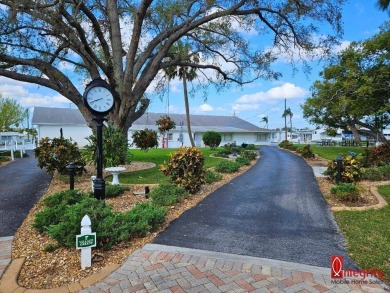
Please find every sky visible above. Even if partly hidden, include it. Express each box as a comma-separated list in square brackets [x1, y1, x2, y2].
[0, 1, 388, 131]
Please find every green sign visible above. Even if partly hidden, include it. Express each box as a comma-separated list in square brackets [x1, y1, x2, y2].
[76, 233, 96, 249]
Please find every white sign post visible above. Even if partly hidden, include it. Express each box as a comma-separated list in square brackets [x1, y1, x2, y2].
[76, 215, 96, 269]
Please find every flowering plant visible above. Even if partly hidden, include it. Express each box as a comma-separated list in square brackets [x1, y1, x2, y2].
[156, 115, 176, 133]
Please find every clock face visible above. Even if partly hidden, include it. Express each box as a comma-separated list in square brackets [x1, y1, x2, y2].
[86, 86, 114, 113]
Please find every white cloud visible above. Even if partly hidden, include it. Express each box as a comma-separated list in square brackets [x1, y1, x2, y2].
[196, 103, 214, 112]
[0, 77, 72, 107]
[236, 83, 307, 104]
[232, 103, 260, 112]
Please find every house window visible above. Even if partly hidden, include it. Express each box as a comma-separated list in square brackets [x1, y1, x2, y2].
[222, 133, 232, 141]
[168, 133, 173, 140]
[256, 133, 268, 142]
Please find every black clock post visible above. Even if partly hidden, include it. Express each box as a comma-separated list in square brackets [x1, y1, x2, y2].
[93, 116, 106, 199]
[83, 78, 115, 200]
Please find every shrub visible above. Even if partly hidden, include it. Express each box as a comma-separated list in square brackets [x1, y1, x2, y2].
[246, 144, 257, 150]
[42, 190, 88, 207]
[33, 203, 68, 233]
[278, 140, 297, 151]
[330, 183, 360, 202]
[149, 183, 188, 206]
[203, 131, 222, 149]
[35, 137, 85, 175]
[215, 160, 241, 173]
[160, 147, 205, 193]
[0, 156, 9, 162]
[361, 142, 390, 167]
[46, 197, 118, 249]
[240, 150, 257, 161]
[297, 145, 315, 158]
[235, 156, 250, 166]
[0, 150, 28, 158]
[35, 195, 167, 249]
[84, 124, 129, 168]
[278, 140, 290, 148]
[324, 155, 362, 183]
[362, 165, 390, 181]
[105, 185, 130, 198]
[131, 128, 159, 151]
[204, 169, 223, 184]
[115, 202, 167, 241]
[213, 148, 231, 158]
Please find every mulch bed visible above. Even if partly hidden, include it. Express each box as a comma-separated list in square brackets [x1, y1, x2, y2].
[12, 160, 256, 289]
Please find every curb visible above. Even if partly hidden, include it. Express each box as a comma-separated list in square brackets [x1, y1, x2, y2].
[331, 182, 389, 212]
[0, 258, 120, 293]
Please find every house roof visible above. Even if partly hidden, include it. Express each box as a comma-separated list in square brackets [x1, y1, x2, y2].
[133, 112, 269, 132]
[32, 107, 270, 133]
[32, 107, 86, 125]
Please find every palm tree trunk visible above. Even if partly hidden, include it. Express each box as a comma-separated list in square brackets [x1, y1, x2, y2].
[182, 71, 195, 147]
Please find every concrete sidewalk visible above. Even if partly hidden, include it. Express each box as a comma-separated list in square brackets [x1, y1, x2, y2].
[0, 236, 12, 278]
[82, 244, 387, 293]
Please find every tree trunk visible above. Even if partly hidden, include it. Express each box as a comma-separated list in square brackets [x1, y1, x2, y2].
[349, 123, 361, 143]
[182, 71, 195, 147]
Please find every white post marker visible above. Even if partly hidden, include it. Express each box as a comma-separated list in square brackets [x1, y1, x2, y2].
[76, 215, 96, 269]
[91, 176, 96, 192]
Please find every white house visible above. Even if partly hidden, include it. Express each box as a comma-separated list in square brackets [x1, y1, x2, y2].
[32, 107, 93, 147]
[0, 131, 26, 143]
[311, 127, 390, 143]
[32, 107, 281, 148]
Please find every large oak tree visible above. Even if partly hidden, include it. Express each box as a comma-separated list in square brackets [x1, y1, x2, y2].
[303, 23, 390, 142]
[0, 0, 345, 133]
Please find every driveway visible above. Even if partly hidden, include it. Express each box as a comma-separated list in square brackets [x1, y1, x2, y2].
[154, 146, 356, 268]
[0, 151, 52, 237]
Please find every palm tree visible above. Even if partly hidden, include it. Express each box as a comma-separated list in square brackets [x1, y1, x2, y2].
[282, 108, 293, 139]
[261, 116, 268, 129]
[164, 42, 199, 147]
[377, 0, 389, 11]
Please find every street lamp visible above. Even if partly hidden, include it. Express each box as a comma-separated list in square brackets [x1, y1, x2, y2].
[83, 78, 115, 199]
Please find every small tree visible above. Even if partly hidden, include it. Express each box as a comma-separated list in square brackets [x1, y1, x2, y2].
[35, 137, 85, 175]
[0, 96, 25, 131]
[132, 129, 159, 151]
[203, 131, 222, 149]
[156, 115, 176, 148]
[84, 124, 128, 167]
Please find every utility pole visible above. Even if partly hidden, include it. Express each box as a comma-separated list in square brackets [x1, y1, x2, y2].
[284, 98, 287, 141]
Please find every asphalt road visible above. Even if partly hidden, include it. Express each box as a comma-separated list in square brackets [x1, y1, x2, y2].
[0, 151, 52, 237]
[154, 146, 356, 269]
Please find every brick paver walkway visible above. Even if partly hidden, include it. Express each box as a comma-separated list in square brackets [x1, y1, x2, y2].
[82, 244, 388, 293]
[0, 236, 12, 278]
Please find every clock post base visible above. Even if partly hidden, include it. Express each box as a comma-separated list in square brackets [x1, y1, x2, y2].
[93, 177, 106, 200]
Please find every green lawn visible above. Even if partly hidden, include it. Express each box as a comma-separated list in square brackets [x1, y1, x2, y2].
[334, 185, 390, 283]
[296, 144, 366, 160]
[113, 148, 226, 184]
